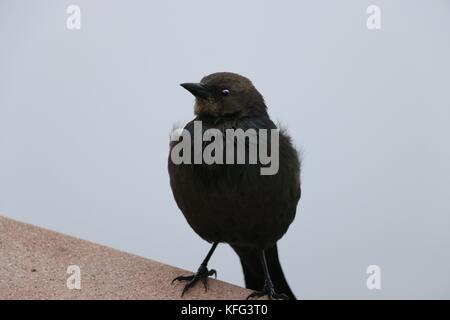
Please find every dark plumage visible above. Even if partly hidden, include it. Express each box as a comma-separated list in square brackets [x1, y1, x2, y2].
[168, 72, 301, 299]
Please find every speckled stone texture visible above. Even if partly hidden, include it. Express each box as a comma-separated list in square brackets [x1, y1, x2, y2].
[0, 215, 250, 300]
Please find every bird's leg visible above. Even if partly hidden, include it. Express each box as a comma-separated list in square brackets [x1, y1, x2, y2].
[171, 242, 218, 296]
[246, 250, 290, 300]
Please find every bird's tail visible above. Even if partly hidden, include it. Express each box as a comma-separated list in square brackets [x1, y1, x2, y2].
[231, 244, 296, 300]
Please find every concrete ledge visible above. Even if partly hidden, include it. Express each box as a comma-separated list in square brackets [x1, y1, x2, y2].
[0, 215, 250, 300]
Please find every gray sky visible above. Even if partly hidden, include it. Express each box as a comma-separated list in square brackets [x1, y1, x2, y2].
[1, 0, 449, 299]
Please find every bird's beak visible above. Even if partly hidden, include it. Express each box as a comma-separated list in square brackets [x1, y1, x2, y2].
[180, 83, 212, 99]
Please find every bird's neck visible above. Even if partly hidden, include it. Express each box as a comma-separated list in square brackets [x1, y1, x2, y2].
[196, 106, 269, 124]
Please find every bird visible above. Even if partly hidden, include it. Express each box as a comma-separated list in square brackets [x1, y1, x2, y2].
[168, 72, 301, 300]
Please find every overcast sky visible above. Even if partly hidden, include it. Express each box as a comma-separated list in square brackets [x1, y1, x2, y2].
[1, 0, 449, 299]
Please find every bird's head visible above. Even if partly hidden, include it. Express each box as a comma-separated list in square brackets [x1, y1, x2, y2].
[180, 72, 267, 118]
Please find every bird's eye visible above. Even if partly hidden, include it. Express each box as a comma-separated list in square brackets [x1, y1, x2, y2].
[221, 89, 230, 96]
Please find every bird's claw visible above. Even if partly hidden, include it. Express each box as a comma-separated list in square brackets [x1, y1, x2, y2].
[172, 264, 217, 296]
[246, 282, 290, 300]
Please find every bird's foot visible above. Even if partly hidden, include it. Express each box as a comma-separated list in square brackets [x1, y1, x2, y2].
[246, 281, 290, 300]
[171, 264, 217, 297]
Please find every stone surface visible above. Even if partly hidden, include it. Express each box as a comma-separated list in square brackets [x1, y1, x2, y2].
[0, 215, 250, 300]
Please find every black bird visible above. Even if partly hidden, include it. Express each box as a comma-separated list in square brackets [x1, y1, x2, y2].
[168, 72, 301, 299]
